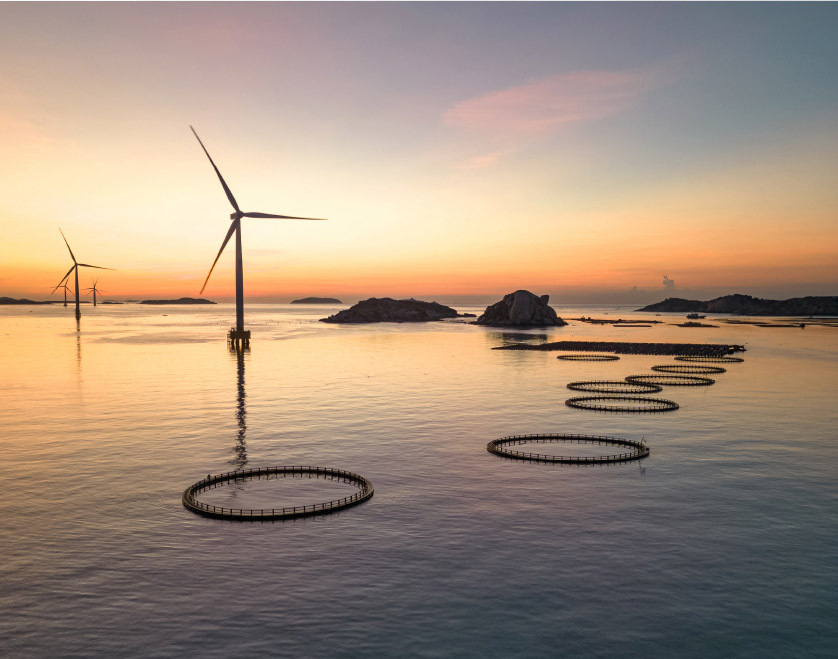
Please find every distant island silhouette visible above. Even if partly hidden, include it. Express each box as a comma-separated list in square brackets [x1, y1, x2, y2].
[140, 297, 216, 305]
[638, 294, 838, 316]
[320, 297, 458, 323]
[291, 297, 342, 304]
[0, 297, 54, 305]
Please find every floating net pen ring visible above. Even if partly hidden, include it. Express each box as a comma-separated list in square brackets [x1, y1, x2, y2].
[675, 355, 744, 363]
[487, 433, 649, 463]
[567, 380, 663, 394]
[557, 354, 620, 361]
[651, 364, 726, 375]
[182, 466, 374, 521]
[625, 374, 715, 387]
[565, 395, 679, 413]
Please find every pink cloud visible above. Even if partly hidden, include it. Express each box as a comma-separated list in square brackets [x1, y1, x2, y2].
[0, 114, 50, 147]
[444, 69, 660, 135]
[456, 150, 506, 170]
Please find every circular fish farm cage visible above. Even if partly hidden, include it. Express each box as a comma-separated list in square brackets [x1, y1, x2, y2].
[625, 374, 716, 387]
[565, 395, 679, 413]
[675, 355, 744, 364]
[487, 433, 649, 463]
[182, 466, 374, 521]
[567, 380, 663, 394]
[651, 364, 726, 375]
[557, 354, 620, 361]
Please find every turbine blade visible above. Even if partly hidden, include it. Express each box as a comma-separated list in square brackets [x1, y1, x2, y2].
[190, 126, 240, 212]
[59, 228, 77, 264]
[242, 212, 327, 220]
[78, 264, 115, 270]
[53, 265, 75, 292]
[200, 219, 238, 295]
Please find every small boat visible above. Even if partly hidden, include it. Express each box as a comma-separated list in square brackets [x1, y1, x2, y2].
[686, 313, 706, 319]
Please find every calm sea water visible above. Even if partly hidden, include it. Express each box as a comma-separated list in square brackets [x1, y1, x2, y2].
[1, 303, 836, 658]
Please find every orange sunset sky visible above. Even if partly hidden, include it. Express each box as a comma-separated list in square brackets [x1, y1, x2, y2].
[1, 3, 836, 303]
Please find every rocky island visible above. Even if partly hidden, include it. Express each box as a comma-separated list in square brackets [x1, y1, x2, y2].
[476, 290, 567, 327]
[140, 297, 216, 305]
[291, 297, 342, 304]
[320, 297, 458, 323]
[638, 294, 838, 316]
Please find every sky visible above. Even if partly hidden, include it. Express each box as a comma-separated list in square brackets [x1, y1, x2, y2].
[1, 2, 836, 304]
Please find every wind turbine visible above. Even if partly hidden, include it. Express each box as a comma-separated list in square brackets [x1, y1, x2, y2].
[190, 126, 326, 345]
[53, 282, 72, 307]
[86, 278, 105, 306]
[53, 229, 114, 319]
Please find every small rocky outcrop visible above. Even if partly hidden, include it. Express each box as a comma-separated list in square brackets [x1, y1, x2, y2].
[291, 297, 342, 304]
[320, 297, 458, 323]
[140, 297, 216, 305]
[476, 290, 566, 327]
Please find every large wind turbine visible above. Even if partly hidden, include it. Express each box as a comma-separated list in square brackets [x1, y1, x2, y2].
[54, 229, 114, 319]
[86, 278, 105, 306]
[190, 126, 326, 345]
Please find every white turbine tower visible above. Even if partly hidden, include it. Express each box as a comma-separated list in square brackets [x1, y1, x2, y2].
[190, 126, 326, 346]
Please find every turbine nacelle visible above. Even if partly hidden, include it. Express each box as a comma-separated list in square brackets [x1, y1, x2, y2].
[230, 211, 244, 221]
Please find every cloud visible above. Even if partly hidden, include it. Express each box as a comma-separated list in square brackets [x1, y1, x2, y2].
[0, 114, 50, 149]
[444, 69, 660, 137]
[455, 150, 506, 170]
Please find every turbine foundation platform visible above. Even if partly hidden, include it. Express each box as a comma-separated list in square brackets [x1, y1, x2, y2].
[228, 328, 251, 347]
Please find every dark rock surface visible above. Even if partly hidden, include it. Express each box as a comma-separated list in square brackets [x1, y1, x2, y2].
[638, 294, 838, 316]
[320, 297, 458, 323]
[476, 290, 566, 327]
[291, 297, 342, 304]
[0, 297, 53, 305]
[140, 297, 216, 305]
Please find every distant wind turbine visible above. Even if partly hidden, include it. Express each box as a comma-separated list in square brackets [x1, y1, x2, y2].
[53, 282, 72, 307]
[86, 278, 105, 306]
[190, 126, 326, 345]
[53, 229, 114, 319]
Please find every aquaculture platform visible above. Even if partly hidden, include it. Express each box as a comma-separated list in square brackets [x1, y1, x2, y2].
[182, 466, 374, 521]
[494, 340, 744, 356]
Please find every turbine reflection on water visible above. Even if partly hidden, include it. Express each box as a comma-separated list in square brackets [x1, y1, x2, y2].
[75, 316, 81, 374]
[230, 345, 248, 469]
